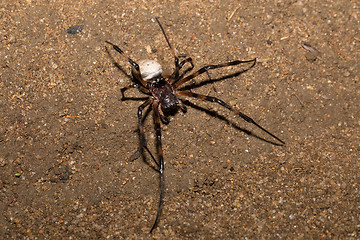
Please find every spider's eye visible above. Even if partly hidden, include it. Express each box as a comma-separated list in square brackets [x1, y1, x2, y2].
[138, 59, 163, 80]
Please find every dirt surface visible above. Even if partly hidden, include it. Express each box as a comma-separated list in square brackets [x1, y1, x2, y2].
[1, 1, 359, 239]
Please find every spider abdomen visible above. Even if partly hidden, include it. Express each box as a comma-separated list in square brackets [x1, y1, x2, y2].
[138, 59, 163, 80]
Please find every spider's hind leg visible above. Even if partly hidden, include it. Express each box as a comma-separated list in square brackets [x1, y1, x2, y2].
[176, 90, 285, 145]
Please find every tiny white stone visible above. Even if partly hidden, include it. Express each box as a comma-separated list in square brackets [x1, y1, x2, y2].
[138, 59, 162, 80]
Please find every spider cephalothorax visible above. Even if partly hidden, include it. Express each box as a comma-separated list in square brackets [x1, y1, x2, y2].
[151, 78, 179, 116]
[106, 17, 284, 233]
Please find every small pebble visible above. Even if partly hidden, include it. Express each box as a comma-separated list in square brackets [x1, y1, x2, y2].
[0, 157, 6, 167]
[67, 25, 83, 34]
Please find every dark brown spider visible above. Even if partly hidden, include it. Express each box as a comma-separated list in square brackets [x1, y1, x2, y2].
[106, 17, 285, 233]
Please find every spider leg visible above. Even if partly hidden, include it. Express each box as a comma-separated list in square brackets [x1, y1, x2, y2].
[179, 57, 194, 69]
[121, 84, 138, 100]
[170, 57, 194, 84]
[137, 98, 160, 168]
[156, 105, 171, 124]
[155, 18, 194, 83]
[173, 58, 256, 89]
[121, 84, 151, 100]
[105, 41, 148, 87]
[176, 90, 285, 145]
[150, 101, 165, 233]
[179, 99, 188, 113]
[155, 17, 179, 67]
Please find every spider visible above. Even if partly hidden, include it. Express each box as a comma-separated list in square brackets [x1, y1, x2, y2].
[106, 17, 285, 233]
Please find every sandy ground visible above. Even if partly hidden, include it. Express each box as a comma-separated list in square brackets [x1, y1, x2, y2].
[1, 0, 359, 239]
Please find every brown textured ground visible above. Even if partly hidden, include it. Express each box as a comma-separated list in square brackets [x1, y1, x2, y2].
[1, 1, 359, 239]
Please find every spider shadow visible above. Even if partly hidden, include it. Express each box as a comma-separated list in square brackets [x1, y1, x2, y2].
[105, 46, 132, 81]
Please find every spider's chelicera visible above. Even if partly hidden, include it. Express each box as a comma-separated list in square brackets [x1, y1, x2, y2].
[106, 17, 285, 233]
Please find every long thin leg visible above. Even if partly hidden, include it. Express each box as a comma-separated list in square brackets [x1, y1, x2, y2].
[150, 101, 165, 233]
[105, 41, 148, 87]
[155, 18, 194, 82]
[121, 84, 151, 100]
[170, 57, 194, 84]
[121, 84, 138, 100]
[155, 17, 179, 67]
[176, 90, 285, 145]
[137, 98, 161, 168]
[173, 58, 256, 89]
